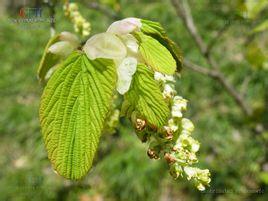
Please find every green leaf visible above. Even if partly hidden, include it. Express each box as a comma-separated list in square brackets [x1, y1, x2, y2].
[37, 34, 61, 83]
[135, 32, 176, 75]
[253, 20, 268, 33]
[39, 51, 116, 179]
[244, 0, 268, 19]
[141, 19, 166, 36]
[259, 172, 268, 184]
[122, 64, 169, 128]
[141, 19, 183, 71]
[245, 42, 267, 69]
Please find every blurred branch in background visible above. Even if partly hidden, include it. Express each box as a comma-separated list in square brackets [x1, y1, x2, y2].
[44, 0, 56, 36]
[171, 0, 253, 117]
[86, 1, 121, 20]
[171, 0, 207, 55]
[206, 22, 231, 55]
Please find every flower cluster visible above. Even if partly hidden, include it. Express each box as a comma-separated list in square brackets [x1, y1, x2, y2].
[80, 17, 210, 190]
[184, 167, 211, 191]
[63, 2, 91, 36]
[139, 72, 211, 191]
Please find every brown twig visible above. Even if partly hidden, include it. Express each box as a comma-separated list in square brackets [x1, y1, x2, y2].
[184, 60, 251, 116]
[171, 0, 207, 55]
[171, 0, 252, 117]
[183, 59, 218, 77]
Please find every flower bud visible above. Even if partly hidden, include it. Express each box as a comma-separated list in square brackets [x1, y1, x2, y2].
[171, 108, 183, 118]
[136, 118, 146, 131]
[68, 3, 78, 11]
[164, 153, 176, 163]
[154, 72, 166, 82]
[174, 96, 187, 109]
[60, 31, 80, 47]
[163, 84, 175, 99]
[164, 126, 173, 140]
[48, 41, 74, 57]
[64, 2, 91, 36]
[167, 118, 179, 132]
[182, 118, 194, 133]
[147, 148, 159, 159]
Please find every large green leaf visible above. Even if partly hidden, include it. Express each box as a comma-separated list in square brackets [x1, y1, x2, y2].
[140, 19, 183, 71]
[121, 64, 169, 128]
[135, 32, 176, 75]
[39, 52, 116, 179]
[37, 34, 61, 83]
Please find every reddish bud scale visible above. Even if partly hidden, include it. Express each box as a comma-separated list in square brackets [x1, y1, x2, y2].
[164, 153, 176, 163]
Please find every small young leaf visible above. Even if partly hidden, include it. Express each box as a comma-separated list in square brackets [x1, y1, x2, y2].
[122, 64, 170, 127]
[141, 19, 183, 71]
[39, 52, 116, 179]
[37, 34, 61, 83]
[38, 32, 80, 83]
[135, 32, 176, 75]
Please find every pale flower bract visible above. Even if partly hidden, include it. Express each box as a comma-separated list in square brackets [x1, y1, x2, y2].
[83, 32, 127, 60]
[116, 57, 137, 94]
[107, 17, 142, 35]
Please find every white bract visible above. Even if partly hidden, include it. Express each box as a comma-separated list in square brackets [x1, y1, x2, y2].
[120, 34, 139, 54]
[107, 17, 142, 35]
[83, 18, 142, 94]
[83, 33, 127, 60]
[116, 57, 137, 94]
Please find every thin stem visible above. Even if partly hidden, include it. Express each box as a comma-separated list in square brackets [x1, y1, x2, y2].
[183, 59, 251, 116]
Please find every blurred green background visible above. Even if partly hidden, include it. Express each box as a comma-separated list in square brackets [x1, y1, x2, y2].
[0, 0, 268, 200]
